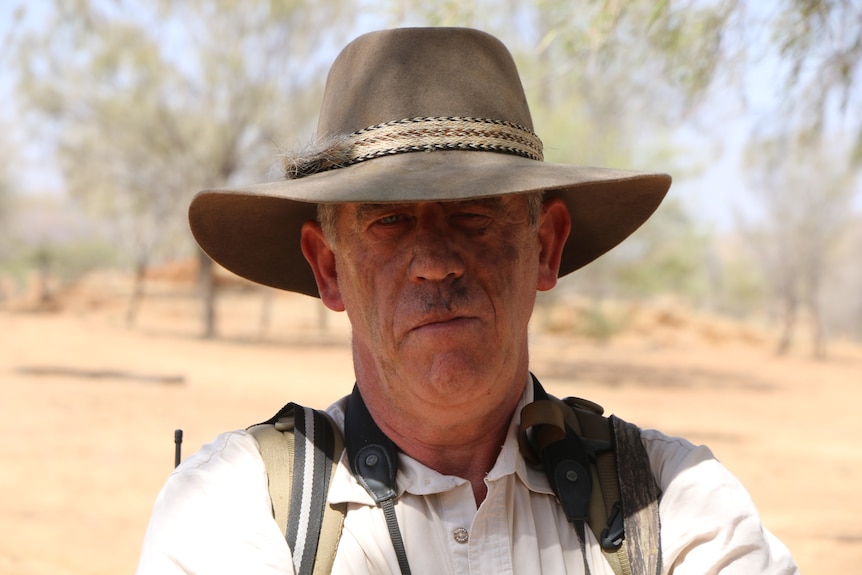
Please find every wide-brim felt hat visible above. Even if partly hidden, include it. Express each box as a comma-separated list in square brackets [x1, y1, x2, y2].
[189, 27, 671, 297]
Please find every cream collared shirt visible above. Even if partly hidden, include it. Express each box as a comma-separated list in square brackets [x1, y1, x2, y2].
[137, 385, 799, 574]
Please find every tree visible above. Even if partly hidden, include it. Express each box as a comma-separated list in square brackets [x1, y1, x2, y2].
[11, 0, 353, 335]
[8, 193, 115, 303]
[825, 215, 862, 342]
[741, 135, 857, 357]
[0, 140, 14, 264]
[765, 0, 862, 147]
[0, 172, 17, 303]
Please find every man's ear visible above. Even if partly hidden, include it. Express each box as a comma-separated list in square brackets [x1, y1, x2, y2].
[536, 198, 571, 292]
[300, 221, 345, 312]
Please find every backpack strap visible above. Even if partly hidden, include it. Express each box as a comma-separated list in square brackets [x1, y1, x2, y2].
[248, 403, 347, 575]
[520, 379, 662, 575]
[344, 385, 413, 575]
[558, 397, 629, 574]
[611, 415, 662, 575]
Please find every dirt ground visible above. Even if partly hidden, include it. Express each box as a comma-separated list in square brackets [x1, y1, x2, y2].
[1, 273, 860, 574]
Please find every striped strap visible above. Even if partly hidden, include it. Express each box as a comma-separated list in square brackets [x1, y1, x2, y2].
[250, 404, 345, 575]
[285, 405, 341, 575]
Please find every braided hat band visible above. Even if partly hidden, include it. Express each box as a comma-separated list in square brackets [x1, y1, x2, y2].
[283, 116, 544, 180]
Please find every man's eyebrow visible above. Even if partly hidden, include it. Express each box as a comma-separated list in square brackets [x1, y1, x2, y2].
[354, 203, 399, 221]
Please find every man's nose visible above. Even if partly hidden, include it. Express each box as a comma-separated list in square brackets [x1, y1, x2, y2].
[408, 218, 465, 283]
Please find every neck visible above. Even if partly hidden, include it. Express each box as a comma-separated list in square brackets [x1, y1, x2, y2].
[394, 423, 514, 503]
[359, 377, 525, 504]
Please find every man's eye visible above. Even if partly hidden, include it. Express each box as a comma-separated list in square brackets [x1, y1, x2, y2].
[377, 214, 406, 226]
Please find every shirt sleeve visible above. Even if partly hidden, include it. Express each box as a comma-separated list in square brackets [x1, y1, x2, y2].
[135, 430, 294, 575]
[643, 430, 799, 574]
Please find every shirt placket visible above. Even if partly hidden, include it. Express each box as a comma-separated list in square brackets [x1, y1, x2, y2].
[468, 478, 513, 575]
[436, 485, 478, 573]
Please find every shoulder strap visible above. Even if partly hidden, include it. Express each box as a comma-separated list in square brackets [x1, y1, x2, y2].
[610, 414, 662, 575]
[344, 385, 413, 575]
[557, 397, 629, 574]
[520, 381, 662, 575]
[562, 399, 662, 575]
[248, 403, 347, 575]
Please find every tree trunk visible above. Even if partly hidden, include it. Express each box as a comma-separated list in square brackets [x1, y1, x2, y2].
[198, 249, 216, 339]
[810, 305, 827, 360]
[36, 248, 52, 304]
[805, 274, 827, 360]
[776, 290, 797, 355]
[125, 258, 148, 326]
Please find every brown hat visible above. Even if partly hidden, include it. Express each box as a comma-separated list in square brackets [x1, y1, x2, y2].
[188, 27, 671, 297]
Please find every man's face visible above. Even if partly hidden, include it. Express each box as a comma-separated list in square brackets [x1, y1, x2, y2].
[301, 194, 570, 417]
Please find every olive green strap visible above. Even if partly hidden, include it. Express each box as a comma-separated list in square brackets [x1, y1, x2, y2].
[248, 422, 294, 533]
[556, 397, 630, 575]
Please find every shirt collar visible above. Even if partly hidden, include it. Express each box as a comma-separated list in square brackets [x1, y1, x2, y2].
[326, 374, 554, 506]
[488, 377, 554, 495]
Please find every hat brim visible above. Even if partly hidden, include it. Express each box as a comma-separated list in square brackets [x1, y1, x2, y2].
[189, 151, 671, 297]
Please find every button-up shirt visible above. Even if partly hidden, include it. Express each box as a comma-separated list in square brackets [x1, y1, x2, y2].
[137, 384, 799, 574]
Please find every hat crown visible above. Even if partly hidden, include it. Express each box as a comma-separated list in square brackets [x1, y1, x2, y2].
[317, 27, 534, 138]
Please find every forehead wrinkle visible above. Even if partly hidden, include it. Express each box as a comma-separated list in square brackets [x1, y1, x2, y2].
[353, 197, 509, 220]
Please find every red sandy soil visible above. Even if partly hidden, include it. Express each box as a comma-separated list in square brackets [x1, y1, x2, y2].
[1, 271, 860, 574]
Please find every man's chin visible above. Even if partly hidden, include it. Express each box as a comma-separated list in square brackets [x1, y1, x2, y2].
[418, 353, 499, 394]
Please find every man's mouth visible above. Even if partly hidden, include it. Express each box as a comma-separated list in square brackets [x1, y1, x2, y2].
[411, 314, 476, 333]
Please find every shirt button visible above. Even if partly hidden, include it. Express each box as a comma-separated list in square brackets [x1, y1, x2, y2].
[453, 527, 469, 544]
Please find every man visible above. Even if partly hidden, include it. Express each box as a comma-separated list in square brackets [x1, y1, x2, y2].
[138, 27, 798, 574]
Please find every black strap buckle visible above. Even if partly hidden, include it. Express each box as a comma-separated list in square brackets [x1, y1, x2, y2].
[601, 501, 625, 551]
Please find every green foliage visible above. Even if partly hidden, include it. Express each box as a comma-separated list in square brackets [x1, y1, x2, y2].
[27, 238, 118, 283]
[716, 248, 767, 318]
[578, 304, 631, 343]
[615, 198, 711, 300]
[10, 0, 354, 268]
[379, 0, 481, 26]
[768, 0, 862, 137]
[0, 191, 120, 284]
[0, 174, 11, 243]
[562, 197, 713, 305]
[643, 1, 735, 104]
[739, 134, 859, 347]
[0, 114, 21, 260]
